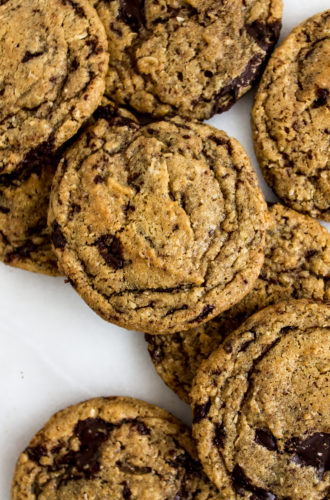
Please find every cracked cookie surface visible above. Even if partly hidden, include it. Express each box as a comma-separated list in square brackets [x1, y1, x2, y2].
[146, 203, 330, 402]
[49, 117, 267, 334]
[191, 300, 330, 500]
[252, 10, 330, 221]
[91, 0, 282, 120]
[12, 396, 221, 499]
[0, 0, 108, 175]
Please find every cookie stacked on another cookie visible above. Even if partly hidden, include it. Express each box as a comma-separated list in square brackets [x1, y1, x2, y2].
[191, 300, 330, 500]
[253, 10, 330, 221]
[12, 396, 221, 499]
[146, 203, 330, 402]
[49, 116, 268, 334]
[92, 0, 283, 119]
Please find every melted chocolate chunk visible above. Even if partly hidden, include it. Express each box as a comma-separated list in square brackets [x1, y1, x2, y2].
[291, 433, 330, 479]
[51, 221, 67, 250]
[232, 465, 276, 499]
[118, 0, 145, 31]
[313, 88, 329, 109]
[95, 234, 124, 270]
[193, 399, 211, 423]
[246, 21, 281, 52]
[25, 445, 47, 463]
[213, 423, 226, 448]
[190, 304, 214, 323]
[22, 50, 46, 63]
[122, 481, 132, 499]
[255, 429, 277, 451]
[0, 206, 10, 214]
[215, 54, 263, 113]
[59, 418, 113, 478]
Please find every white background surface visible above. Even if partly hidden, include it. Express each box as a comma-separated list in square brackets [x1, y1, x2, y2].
[1, 1, 330, 497]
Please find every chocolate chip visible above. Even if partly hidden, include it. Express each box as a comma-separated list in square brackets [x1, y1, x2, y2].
[0, 206, 10, 214]
[208, 135, 227, 146]
[51, 221, 67, 250]
[118, 0, 145, 31]
[25, 445, 47, 463]
[22, 50, 46, 63]
[213, 423, 226, 447]
[305, 249, 318, 259]
[5, 240, 39, 262]
[61, 0, 85, 18]
[313, 88, 329, 109]
[193, 399, 211, 423]
[94, 174, 106, 184]
[215, 54, 263, 113]
[58, 418, 113, 478]
[167, 450, 200, 474]
[232, 465, 276, 499]
[116, 460, 152, 474]
[122, 481, 132, 499]
[94, 234, 124, 270]
[246, 21, 281, 51]
[190, 304, 214, 323]
[291, 433, 330, 479]
[255, 429, 277, 451]
[133, 420, 150, 435]
[145, 334, 165, 364]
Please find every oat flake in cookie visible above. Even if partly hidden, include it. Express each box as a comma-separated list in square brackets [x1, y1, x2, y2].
[12, 396, 221, 499]
[91, 0, 282, 120]
[0, 0, 108, 175]
[49, 117, 267, 334]
[253, 10, 330, 221]
[191, 300, 330, 500]
[146, 203, 330, 402]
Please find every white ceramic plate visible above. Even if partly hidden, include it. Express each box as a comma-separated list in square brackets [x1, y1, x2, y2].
[1, 1, 329, 496]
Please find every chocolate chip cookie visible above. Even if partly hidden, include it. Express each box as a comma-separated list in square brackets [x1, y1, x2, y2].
[49, 116, 268, 334]
[12, 396, 221, 499]
[191, 300, 330, 500]
[146, 203, 330, 402]
[252, 10, 330, 221]
[92, 0, 282, 120]
[0, 0, 108, 175]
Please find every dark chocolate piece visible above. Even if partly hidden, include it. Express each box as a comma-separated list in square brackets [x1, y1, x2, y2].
[94, 234, 124, 270]
[193, 399, 211, 423]
[255, 429, 277, 451]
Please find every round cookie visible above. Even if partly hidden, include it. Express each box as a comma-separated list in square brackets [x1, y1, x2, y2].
[252, 10, 330, 221]
[92, 0, 283, 120]
[0, 0, 108, 175]
[12, 396, 221, 499]
[48, 117, 268, 334]
[146, 203, 330, 402]
[191, 300, 330, 500]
